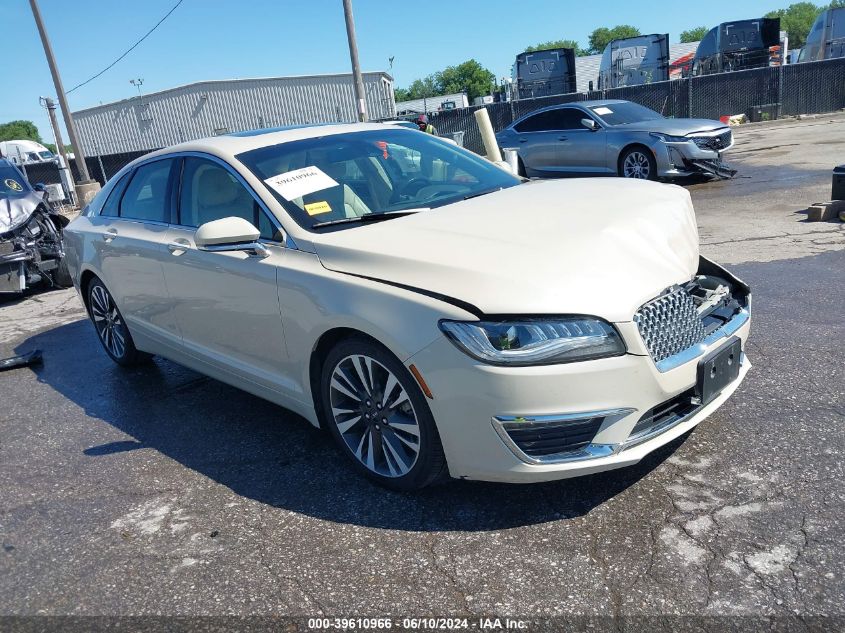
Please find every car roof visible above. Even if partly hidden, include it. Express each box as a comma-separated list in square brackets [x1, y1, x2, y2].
[504, 100, 630, 128]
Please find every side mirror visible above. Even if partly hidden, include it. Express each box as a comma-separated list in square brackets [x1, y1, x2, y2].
[195, 216, 268, 257]
[33, 182, 47, 192]
[581, 118, 598, 131]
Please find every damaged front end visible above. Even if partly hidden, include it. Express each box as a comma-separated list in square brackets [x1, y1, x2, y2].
[1, 175, 69, 294]
[688, 158, 737, 179]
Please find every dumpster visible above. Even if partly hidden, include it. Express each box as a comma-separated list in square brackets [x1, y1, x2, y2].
[833, 165, 845, 201]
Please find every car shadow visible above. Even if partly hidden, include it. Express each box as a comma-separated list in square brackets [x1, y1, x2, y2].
[16, 319, 685, 532]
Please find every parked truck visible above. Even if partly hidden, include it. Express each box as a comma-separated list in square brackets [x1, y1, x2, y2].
[0, 140, 56, 166]
[798, 7, 845, 62]
[513, 48, 577, 99]
[691, 17, 781, 75]
[598, 34, 670, 89]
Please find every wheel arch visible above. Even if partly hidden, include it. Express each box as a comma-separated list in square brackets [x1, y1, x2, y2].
[617, 142, 656, 175]
[308, 327, 393, 430]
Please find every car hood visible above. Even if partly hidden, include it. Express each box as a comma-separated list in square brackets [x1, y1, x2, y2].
[313, 179, 700, 322]
[613, 118, 728, 136]
[0, 192, 40, 234]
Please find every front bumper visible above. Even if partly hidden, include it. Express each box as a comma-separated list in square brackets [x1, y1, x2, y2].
[406, 304, 751, 484]
[654, 138, 736, 179]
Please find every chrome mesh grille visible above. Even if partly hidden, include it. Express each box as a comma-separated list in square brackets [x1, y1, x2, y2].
[692, 130, 732, 151]
[635, 287, 706, 363]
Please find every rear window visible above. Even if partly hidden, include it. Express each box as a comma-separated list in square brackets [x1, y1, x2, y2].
[119, 159, 174, 223]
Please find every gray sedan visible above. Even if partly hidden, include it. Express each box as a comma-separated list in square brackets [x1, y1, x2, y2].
[496, 100, 734, 180]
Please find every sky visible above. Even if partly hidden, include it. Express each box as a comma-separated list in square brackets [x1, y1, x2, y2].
[4, 0, 787, 151]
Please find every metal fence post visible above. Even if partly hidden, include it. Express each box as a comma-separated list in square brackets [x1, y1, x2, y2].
[687, 75, 694, 119]
[777, 64, 784, 120]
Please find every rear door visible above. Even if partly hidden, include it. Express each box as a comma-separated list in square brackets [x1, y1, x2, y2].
[90, 157, 182, 347]
[510, 109, 572, 174]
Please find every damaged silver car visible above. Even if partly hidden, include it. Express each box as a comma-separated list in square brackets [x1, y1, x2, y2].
[1, 158, 71, 293]
[496, 100, 736, 181]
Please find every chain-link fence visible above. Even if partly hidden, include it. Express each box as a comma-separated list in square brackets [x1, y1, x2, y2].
[430, 56, 845, 155]
[22, 56, 842, 194]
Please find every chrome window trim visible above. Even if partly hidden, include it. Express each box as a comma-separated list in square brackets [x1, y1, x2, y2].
[128, 150, 298, 250]
[492, 407, 636, 465]
[654, 307, 749, 373]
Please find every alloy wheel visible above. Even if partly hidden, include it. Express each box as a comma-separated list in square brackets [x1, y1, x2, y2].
[623, 151, 651, 179]
[90, 284, 127, 359]
[329, 354, 421, 478]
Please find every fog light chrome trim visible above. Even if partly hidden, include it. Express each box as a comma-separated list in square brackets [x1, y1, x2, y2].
[492, 408, 636, 465]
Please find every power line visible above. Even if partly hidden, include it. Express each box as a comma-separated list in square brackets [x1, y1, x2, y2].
[66, 0, 185, 95]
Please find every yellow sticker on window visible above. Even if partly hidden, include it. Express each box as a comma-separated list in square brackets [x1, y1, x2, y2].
[304, 201, 332, 216]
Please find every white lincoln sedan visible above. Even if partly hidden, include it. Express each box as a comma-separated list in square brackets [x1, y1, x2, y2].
[64, 124, 751, 490]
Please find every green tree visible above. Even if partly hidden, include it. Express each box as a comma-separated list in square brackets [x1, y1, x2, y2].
[680, 26, 709, 43]
[765, 2, 825, 48]
[587, 25, 641, 54]
[436, 60, 496, 102]
[524, 39, 588, 56]
[0, 120, 42, 143]
[395, 59, 497, 104]
[830, 0, 845, 8]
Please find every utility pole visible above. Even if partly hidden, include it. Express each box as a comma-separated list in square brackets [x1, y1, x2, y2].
[342, 0, 367, 122]
[40, 96, 75, 204]
[29, 0, 100, 203]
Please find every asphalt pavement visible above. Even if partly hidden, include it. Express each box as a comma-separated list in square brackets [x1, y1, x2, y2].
[1, 116, 844, 629]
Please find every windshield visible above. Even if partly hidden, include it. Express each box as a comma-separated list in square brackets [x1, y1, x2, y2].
[588, 102, 663, 126]
[38, 151, 54, 160]
[0, 163, 31, 197]
[237, 129, 521, 231]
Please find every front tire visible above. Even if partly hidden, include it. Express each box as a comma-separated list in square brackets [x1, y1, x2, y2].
[87, 278, 150, 367]
[619, 146, 657, 180]
[320, 337, 447, 490]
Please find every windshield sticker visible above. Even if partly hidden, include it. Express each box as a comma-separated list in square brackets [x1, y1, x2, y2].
[593, 107, 613, 116]
[304, 201, 332, 216]
[4, 178, 23, 192]
[264, 166, 338, 201]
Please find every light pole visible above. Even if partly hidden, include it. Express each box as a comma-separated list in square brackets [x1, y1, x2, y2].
[28, 0, 99, 203]
[342, 0, 367, 122]
[130, 78, 144, 96]
[39, 96, 75, 203]
[29, 0, 87, 179]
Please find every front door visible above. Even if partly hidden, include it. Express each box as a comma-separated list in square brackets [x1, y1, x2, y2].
[553, 109, 608, 173]
[159, 156, 294, 395]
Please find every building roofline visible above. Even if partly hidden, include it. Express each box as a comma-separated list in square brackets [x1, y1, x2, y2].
[72, 70, 394, 115]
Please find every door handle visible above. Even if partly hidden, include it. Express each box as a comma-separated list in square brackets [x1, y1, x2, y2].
[558, 136, 568, 141]
[168, 240, 191, 254]
[518, 138, 527, 143]
[102, 228, 118, 242]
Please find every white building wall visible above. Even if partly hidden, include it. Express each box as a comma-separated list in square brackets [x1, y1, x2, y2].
[72, 72, 395, 155]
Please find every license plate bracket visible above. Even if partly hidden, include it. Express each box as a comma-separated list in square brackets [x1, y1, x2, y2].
[696, 336, 742, 406]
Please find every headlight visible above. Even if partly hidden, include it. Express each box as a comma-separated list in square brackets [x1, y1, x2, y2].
[650, 132, 688, 143]
[439, 318, 626, 366]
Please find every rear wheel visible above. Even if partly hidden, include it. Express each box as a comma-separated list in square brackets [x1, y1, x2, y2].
[619, 146, 656, 180]
[87, 278, 150, 366]
[320, 337, 447, 490]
